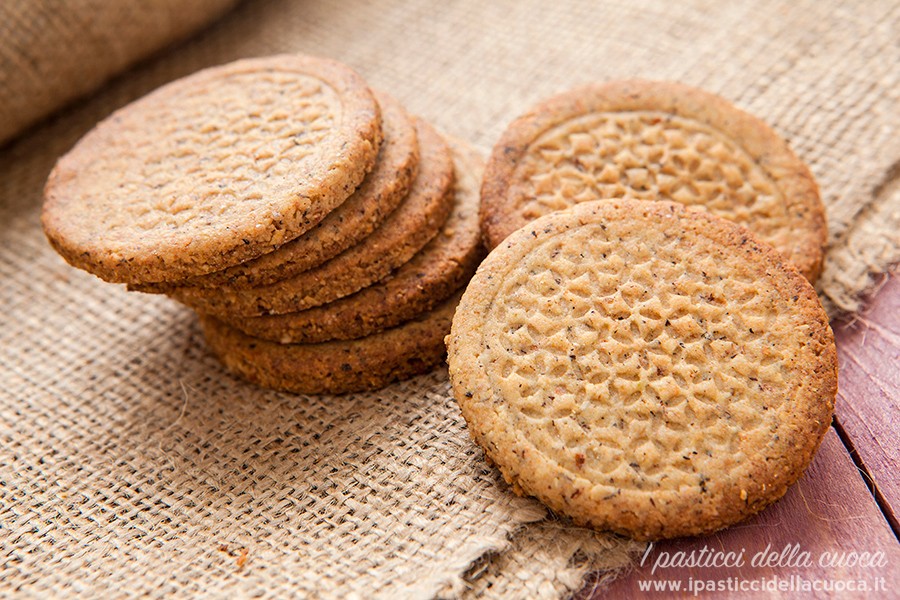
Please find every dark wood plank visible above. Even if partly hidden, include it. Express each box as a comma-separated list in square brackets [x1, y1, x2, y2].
[833, 274, 900, 535]
[599, 428, 900, 598]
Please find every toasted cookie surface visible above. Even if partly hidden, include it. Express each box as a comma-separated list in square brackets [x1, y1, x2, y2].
[166, 92, 418, 290]
[226, 137, 484, 343]
[166, 118, 455, 316]
[42, 54, 381, 284]
[201, 291, 461, 395]
[480, 80, 826, 281]
[448, 199, 837, 540]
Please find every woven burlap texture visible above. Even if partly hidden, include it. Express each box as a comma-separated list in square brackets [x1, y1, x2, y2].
[2, 0, 898, 598]
[0, 0, 238, 145]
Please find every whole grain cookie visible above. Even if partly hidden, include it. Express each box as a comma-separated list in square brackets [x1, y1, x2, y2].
[222, 137, 485, 343]
[164, 118, 454, 316]
[448, 199, 837, 540]
[153, 91, 418, 290]
[480, 80, 826, 282]
[201, 291, 462, 395]
[42, 54, 382, 284]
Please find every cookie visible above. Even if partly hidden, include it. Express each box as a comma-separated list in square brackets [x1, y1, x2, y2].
[480, 80, 826, 282]
[150, 91, 418, 290]
[164, 118, 455, 317]
[448, 198, 837, 540]
[201, 290, 462, 395]
[222, 137, 485, 343]
[42, 54, 382, 284]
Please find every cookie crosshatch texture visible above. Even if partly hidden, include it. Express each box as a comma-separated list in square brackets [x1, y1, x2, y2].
[42, 54, 382, 284]
[480, 80, 827, 282]
[163, 118, 455, 317]
[155, 91, 420, 290]
[229, 139, 485, 344]
[449, 199, 838, 540]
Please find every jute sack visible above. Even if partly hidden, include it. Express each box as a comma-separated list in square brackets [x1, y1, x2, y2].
[0, 0, 238, 144]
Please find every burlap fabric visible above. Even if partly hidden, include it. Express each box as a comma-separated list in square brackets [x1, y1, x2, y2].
[2, 1, 898, 598]
[0, 0, 239, 145]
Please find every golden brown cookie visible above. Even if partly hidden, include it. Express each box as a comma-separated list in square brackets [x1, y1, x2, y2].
[163, 118, 455, 317]
[201, 291, 462, 395]
[42, 54, 382, 284]
[448, 198, 837, 540]
[481, 80, 826, 282]
[152, 91, 418, 290]
[222, 137, 485, 343]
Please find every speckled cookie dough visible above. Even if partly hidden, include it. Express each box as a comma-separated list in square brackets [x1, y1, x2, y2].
[43, 54, 382, 284]
[150, 91, 418, 290]
[448, 198, 837, 540]
[224, 137, 484, 343]
[163, 118, 455, 317]
[202, 291, 462, 395]
[480, 80, 826, 282]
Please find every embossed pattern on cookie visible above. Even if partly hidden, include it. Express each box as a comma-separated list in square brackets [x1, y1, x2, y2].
[42, 54, 382, 284]
[481, 80, 826, 282]
[153, 91, 419, 290]
[164, 118, 455, 316]
[224, 137, 484, 343]
[449, 199, 837, 540]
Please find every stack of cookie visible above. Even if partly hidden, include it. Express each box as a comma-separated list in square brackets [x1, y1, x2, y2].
[42, 54, 484, 394]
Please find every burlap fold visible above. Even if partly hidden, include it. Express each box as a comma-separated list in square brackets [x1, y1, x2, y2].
[2, 0, 898, 597]
[0, 0, 238, 145]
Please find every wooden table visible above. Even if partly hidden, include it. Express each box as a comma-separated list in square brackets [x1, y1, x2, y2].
[591, 274, 900, 598]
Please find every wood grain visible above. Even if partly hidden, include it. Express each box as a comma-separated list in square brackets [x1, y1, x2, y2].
[599, 428, 900, 597]
[833, 274, 900, 535]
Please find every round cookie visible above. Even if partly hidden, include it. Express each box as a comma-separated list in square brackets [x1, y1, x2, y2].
[224, 137, 485, 343]
[480, 80, 826, 282]
[448, 199, 837, 541]
[201, 291, 462, 395]
[42, 54, 382, 284]
[164, 118, 455, 317]
[159, 91, 419, 290]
